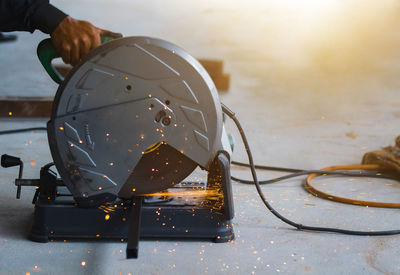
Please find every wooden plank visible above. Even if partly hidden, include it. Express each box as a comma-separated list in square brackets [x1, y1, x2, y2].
[198, 59, 224, 76]
[0, 97, 53, 117]
[210, 74, 230, 92]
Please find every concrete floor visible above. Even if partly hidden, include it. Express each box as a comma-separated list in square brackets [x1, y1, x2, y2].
[1, 1, 400, 274]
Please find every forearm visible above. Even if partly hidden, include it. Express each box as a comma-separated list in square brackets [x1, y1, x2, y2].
[0, 0, 67, 34]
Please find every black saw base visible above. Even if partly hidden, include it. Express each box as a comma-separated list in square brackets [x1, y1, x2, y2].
[4, 152, 234, 259]
[29, 188, 234, 244]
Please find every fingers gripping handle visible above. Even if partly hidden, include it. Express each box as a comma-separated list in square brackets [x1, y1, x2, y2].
[37, 36, 118, 84]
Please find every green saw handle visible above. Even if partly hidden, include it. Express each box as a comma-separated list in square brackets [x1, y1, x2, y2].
[37, 36, 115, 84]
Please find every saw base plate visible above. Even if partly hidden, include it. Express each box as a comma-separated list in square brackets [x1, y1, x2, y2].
[29, 184, 234, 244]
[27, 153, 234, 254]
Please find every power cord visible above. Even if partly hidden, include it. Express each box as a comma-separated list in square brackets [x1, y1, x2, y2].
[231, 162, 400, 184]
[221, 103, 400, 236]
[306, 165, 400, 208]
[0, 127, 47, 135]
[232, 160, 302, 173]
[231, 169, 396, 185]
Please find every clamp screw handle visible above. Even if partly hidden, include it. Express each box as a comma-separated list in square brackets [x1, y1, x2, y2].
[1, 154, 24, 199]
[1, 154, 21, 168]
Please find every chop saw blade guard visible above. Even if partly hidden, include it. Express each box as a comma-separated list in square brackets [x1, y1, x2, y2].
[47, 37, 232, 206]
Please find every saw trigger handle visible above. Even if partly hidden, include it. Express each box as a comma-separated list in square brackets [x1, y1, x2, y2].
[37, 35, 118, 84]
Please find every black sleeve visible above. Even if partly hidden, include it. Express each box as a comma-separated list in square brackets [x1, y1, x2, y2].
[0, 0, 68, 34]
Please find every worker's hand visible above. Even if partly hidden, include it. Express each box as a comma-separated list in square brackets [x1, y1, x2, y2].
[50, 16, 121, 66]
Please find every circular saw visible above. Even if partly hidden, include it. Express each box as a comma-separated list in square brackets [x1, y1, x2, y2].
[44, 36, 232, 206]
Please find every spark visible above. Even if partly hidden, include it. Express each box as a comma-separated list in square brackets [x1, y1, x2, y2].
[105, 214, 110, 221]
[59, 126, 64, 130]
[81, 261, 86, 266]
[8, 111, 12, 116]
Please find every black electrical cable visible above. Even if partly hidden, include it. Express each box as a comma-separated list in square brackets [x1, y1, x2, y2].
[231, 169, 399, 185]
[231, 161, 400, 182]
[232, 160, 302, 173]
[221, 103, 400, 236]
[0, 127, 47, 135]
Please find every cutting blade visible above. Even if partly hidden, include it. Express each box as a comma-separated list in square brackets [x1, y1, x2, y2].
[120, 143, 197, 196]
